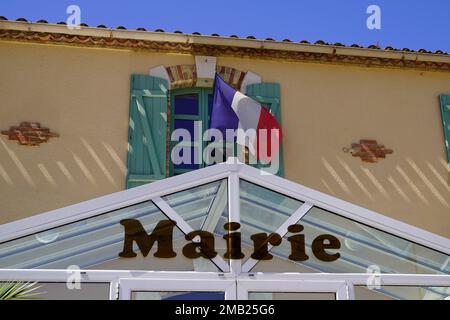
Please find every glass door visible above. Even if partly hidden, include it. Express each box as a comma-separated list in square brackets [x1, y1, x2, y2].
[119, 276, 236, 300]
[118, 274, 348, 300]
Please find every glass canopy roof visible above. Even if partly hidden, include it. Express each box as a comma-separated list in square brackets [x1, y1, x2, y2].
[0, 159, 449, 300]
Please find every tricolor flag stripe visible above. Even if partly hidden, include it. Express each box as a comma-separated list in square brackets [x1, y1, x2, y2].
[210, 74, 282, 162]
[210, 75, 239, 134]
[231, 91, 261, 132]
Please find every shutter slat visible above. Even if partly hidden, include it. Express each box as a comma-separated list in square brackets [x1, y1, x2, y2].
[135, 94, 162, 177]
[126, 75, 168, 188]
[439, 95, 450, 170]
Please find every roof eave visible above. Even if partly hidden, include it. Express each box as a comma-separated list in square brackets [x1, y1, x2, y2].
[1, 20, 449, 69]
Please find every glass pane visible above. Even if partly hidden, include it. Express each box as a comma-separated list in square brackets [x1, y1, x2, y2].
[172, 146, 201, 170]
[0, 201, 214, 271]
[174, 119, 199, 137]
[248, 291, 335, 300]
[132, 291, 224, 300]
[354, 285, 450, 300]
[253, 206, 450, 275]
[0, 282, 110, 300]
[163, 180, 227, 231]
[162, 180, 228, 271]
[214, 180, 304, 263]
[174, 94, 199, 115]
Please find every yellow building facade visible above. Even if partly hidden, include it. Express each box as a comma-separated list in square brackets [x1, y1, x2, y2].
[0, 19, 450, 301]
[0, 20, 449, 237]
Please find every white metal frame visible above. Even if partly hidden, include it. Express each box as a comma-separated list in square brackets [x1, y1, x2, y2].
[0, 269, 235, 300]
[1, 158, 448, 253]
[0, 269, 448, 300]
[242, 203, 313, 272]
[153, 196, 230, 272]
[228, 171, 241, 275]
[237, 279, 348, 300]
[119, 276, 236, 300]
[1, 158, 449, 300]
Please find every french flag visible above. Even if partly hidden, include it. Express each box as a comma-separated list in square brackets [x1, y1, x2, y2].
[210, 74, 282, 162]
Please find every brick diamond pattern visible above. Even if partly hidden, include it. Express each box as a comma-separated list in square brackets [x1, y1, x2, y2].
[347, 139, 393, 163]
[1, 122, 59, 146]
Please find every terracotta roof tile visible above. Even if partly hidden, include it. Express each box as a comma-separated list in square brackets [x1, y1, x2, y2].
[0, 16, 448, 56]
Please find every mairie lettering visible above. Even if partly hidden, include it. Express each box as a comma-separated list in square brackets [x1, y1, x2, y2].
[118, 219, 341, 262]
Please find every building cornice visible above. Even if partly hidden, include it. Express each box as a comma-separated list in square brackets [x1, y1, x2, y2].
[1, 20, 449, 72]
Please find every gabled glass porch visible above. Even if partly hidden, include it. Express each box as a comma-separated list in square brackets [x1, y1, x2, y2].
[0, 159, 449, 300]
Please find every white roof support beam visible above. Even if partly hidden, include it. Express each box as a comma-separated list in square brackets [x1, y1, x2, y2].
[152, 196, 230, 273]
[202, 179, 228, 232]
[242, 203, 314, 272]
[228, 172, 242, 275]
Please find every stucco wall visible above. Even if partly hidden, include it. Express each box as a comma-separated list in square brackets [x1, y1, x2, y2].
[0, 41, 449, 238]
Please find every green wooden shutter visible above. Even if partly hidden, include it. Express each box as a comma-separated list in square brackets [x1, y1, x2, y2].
[246, 83, 284, 177]
[126, 75, 168, 188]
[439, 95, 450, 170]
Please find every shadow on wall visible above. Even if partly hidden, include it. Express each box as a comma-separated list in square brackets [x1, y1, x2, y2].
[0, 135, 127, 222]
[1, 131, 450, 236]
[319, 155, 450, 209]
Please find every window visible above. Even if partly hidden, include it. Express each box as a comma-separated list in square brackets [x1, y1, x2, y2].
[126, 74, 284, 188]
[170, 88, 213, 175]
[170, 88, 240, 176]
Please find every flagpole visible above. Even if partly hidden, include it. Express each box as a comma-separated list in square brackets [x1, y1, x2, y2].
[242, 145, 249, 165]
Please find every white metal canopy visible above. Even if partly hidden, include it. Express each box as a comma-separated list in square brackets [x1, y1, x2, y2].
[0, 158, 449, 300]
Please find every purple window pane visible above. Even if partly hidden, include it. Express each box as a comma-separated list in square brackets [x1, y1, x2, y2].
[173, 146, 201, 170]
[174, 119, 195, 139]
[174, 94, 199, 115]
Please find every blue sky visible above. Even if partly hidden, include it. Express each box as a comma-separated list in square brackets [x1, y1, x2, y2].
[1, 0, 449, 52]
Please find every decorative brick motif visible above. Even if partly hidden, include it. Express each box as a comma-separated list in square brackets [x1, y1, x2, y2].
[164, 64, 246, 89]
[1, 122, 59, 146]
[344, 139, 393, 163]
[166, 64, 197, 89]
[216, 66, 246, 90]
